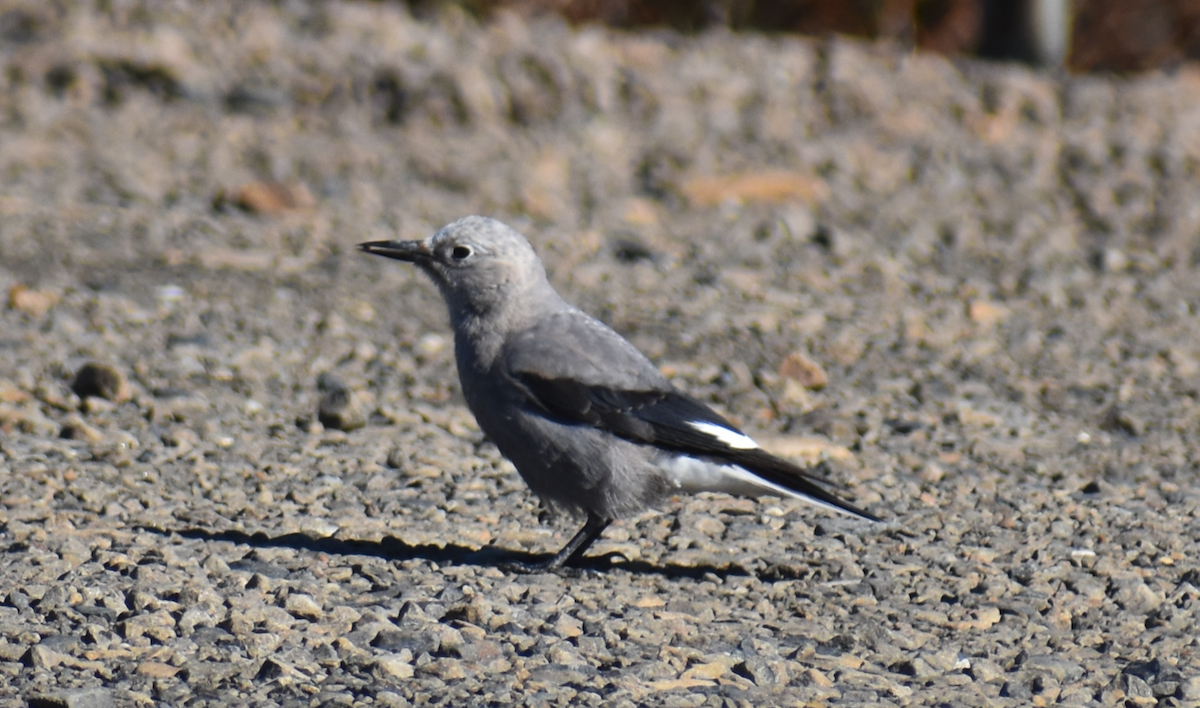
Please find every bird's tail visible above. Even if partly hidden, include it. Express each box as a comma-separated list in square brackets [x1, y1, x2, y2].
[734, 449, 881, 522]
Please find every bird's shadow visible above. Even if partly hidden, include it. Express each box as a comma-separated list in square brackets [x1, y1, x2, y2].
[142, 526, 758, 580]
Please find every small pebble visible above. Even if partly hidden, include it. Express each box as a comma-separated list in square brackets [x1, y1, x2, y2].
[317, 374, 367, 431]
[71, 362, 131, 403]
[778, 352, 828, 390]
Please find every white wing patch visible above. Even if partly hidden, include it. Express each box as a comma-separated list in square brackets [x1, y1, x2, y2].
[687, 421, 760, 450]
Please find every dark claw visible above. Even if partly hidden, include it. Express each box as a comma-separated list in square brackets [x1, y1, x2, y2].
[499, 513, 612, 574]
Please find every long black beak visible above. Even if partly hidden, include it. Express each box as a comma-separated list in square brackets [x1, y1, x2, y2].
[358, 240, 431, 262]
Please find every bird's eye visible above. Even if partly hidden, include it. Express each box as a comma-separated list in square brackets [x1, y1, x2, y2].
[450, 245, 472, 261]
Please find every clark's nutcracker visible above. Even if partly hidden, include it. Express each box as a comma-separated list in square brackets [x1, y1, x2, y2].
[361, 216, 878, 570]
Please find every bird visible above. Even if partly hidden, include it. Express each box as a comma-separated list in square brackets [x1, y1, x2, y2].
[360, 216, 879, 571]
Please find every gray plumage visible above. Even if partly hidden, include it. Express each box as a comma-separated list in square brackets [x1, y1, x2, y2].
[360, 216, 878, 570]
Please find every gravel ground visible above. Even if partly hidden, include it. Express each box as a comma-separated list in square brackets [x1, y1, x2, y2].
[2, 2, 1200, 706]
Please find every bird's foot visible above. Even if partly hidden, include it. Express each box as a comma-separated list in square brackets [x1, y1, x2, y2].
[499, 557, 581, 575]
[498, 514, 614, 574]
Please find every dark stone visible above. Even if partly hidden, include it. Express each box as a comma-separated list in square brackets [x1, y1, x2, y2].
[71, 362, 128, 402]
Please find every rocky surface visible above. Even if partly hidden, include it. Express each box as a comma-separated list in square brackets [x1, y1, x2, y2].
[1, 2, 1199, 706]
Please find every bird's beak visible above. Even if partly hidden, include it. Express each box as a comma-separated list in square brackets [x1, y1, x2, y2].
[358, 240, 432, 262]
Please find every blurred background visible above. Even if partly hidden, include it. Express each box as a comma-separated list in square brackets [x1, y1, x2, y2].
[402, 0, 1197, 73]
[3, 0, 1197, 73]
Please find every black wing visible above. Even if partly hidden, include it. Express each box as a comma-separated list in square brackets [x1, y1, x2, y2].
[513, 372, 879, 522]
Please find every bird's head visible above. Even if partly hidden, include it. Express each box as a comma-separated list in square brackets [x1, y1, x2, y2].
[360, 216, 550, 319]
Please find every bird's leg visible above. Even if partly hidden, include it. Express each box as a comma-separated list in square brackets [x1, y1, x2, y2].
[517, 513, 612, 572]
